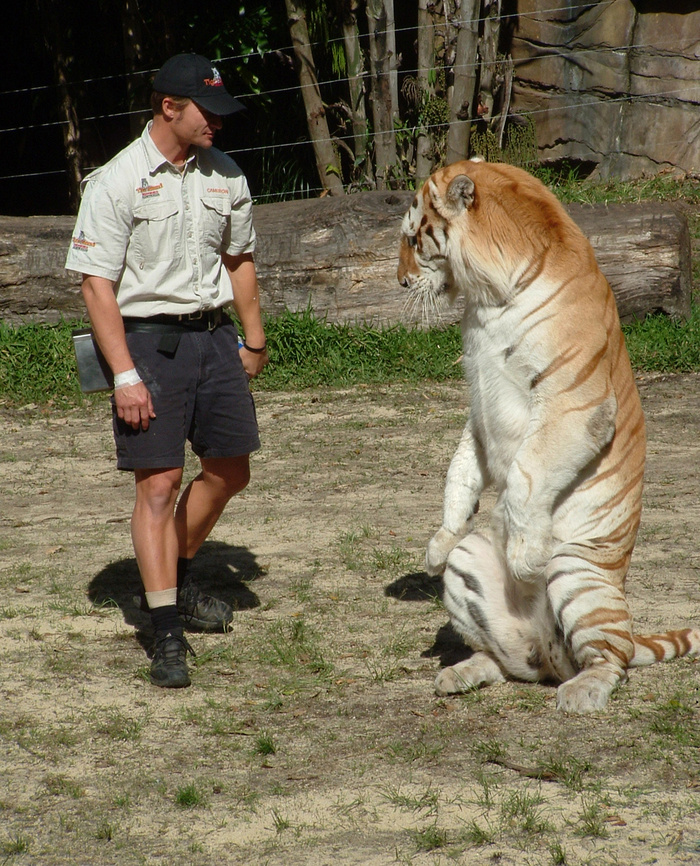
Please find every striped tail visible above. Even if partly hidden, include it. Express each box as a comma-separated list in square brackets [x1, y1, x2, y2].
[630, 628, 700, 668]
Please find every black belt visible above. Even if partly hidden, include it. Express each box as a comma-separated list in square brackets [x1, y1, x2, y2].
[123, 308, 227, 333]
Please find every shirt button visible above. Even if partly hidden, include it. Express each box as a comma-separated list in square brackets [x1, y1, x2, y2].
[139, 262, 145, 270]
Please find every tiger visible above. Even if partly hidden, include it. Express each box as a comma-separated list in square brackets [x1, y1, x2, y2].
[397, 158, 700, 713]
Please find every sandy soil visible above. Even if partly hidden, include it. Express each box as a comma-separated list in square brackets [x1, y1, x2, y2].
[0, 373, 699, 865]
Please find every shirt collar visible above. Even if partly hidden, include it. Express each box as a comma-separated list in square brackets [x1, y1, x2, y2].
[142, 120, 197, 175]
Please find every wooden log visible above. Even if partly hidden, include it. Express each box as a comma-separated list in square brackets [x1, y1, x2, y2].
[0, 192, 692, 326]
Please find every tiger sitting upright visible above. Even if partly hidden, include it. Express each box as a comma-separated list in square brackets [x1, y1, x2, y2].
[397, 159, 700, 713]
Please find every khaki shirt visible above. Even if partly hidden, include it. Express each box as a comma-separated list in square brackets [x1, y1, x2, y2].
[65, 122, 256, 317]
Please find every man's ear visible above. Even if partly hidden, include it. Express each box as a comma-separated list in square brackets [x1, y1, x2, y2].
[428, 174, 476, 220]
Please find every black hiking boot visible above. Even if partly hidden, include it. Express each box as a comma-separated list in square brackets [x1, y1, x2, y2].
[149, 630, 195, 689]
[177, 578, 233, 633]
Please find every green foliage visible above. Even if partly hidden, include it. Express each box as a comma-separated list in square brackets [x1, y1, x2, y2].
[2, 301, 700, 408]
[0, 320, 86, 407]
[470, 115, 539, 169]
[257, 308, 464, 390]
[622, 305, 700, 372]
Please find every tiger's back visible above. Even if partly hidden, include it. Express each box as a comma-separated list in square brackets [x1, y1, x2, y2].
[398, 160, 699, 712]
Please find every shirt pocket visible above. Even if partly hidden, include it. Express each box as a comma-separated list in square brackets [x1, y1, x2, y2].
[131, 198, 180, 265]
[201, 195, 232, 250]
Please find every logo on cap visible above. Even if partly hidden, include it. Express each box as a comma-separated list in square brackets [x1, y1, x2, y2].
[204, 68, 224, 88]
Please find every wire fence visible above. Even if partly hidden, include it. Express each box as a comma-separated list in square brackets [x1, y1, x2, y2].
[2, 5, 699, 202]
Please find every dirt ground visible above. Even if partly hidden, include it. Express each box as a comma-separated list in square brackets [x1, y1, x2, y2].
[0, 372, 699, 865]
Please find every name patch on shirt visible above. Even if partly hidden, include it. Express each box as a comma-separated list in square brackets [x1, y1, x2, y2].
[71, 230, 96, 251]
[136, 180, 164, 199]
[206, 187, 229, 195]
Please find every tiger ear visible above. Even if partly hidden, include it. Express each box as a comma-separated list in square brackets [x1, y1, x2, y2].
[428, 174, 476, 220]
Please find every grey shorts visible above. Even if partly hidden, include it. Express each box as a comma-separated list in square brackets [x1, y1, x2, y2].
[112, 319, 260, 471]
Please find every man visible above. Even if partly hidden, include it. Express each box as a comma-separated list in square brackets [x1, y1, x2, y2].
[66, 54, 269, 689]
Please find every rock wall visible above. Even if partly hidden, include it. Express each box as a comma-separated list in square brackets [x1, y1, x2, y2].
[509, 0, 700, 178]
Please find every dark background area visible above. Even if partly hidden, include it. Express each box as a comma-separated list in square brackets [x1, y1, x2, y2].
[1, 1, 419, 216]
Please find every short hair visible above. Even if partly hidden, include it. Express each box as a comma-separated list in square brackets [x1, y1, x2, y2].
[151, 92, 191, 115]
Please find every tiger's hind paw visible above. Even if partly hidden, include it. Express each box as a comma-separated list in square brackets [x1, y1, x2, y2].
[434, 654, 505, 696]
[556, 670, 620, 714]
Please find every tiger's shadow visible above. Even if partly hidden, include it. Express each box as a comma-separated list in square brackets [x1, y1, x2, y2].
[87, 540, 263, 652]
[385, 571, 472, 668]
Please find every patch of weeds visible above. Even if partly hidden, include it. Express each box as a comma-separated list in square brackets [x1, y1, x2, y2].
[260, 617, 334, 682]
[410, 824, 448, 852]
[574, 795, 610, 839]
[365, 658, 401, 683]
[548, 841, 569, 865]
[1, 833, 30, 856]
[44, 774, 85, 799]
[91, 708, 146, 742]
[648, 693, 700, 748]
[541, 755, 591, 791]
[500, 788, 553, 836]
[511, 686, 549, 712]
[254, 731, 277, 757]
[459, 819, 493, 845]
[271, 809, 291, 834]
[380, 783, 440, 815]
[176, 783, 206, 808]
[95, 819, 117, 841]
[471, 738, 507, 763]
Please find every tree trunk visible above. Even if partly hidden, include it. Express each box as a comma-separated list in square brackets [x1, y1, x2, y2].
[285, 0, 345, 196]
[122, 0, 148, 139]
[366, 0, 398, 189]
[445, 0, 481, 165]
[1, 200, 691, 327]
[416, 0, 436, 184]
[34, 0, 84, 212]
[340, 0, 373, 185]
[478, 0, 501, 125]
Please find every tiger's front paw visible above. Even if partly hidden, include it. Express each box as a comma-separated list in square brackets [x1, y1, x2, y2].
[426, 525, 469, 576]
[506, 531, 550, 582]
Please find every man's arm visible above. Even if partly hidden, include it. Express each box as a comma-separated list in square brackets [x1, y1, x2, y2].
[223, 252, 268, 378]
[81, 275, 155, 430]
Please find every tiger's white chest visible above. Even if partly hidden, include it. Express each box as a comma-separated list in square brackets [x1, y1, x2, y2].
[462, 306, 535, 490]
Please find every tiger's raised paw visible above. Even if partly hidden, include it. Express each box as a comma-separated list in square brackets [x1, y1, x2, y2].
[426, 525, 468, 576]
[506, 530, 551, 582]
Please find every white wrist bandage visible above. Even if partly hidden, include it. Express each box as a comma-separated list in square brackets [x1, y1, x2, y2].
[113, 368, 142, 389]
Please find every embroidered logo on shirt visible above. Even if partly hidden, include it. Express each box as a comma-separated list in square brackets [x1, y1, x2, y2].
[206, 187, 228, 195]
[136, 179, 163, 198]
[203, 68, 224, 88]
[71, 230, 96, 251]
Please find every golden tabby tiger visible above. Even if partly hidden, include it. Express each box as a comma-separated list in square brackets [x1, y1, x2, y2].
[398, 159, 699, 713]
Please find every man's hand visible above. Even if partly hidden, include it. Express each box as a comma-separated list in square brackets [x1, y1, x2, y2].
[114, 381, 156, 430]
[238, 345, 269, 379]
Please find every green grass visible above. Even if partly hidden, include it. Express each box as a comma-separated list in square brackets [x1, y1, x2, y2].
[1, 305, 699, 408]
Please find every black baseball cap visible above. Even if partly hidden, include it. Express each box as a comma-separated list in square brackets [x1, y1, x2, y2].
[152, 54, 244, 116]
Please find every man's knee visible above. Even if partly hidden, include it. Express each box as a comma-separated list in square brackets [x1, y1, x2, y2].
[135, 467, 183, 510]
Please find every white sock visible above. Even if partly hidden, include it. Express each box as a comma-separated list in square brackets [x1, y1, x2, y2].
[145, 587, 178, 610]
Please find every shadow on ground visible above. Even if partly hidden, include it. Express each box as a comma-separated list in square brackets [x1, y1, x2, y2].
[86, 540, 264, 651]
[386, 570, 472, 668]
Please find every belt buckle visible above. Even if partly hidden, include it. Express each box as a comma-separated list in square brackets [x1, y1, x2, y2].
[185, 310, 204, 322]
[207, 309, 221, 331]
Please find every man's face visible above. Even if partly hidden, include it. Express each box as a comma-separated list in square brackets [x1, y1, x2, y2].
[169, 99, 223, 149]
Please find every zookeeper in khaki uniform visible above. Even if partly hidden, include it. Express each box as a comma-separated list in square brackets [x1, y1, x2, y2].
[65, 53, 269, 689]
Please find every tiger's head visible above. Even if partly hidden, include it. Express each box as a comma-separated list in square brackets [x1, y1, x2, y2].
[398, 159, 580, 316]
